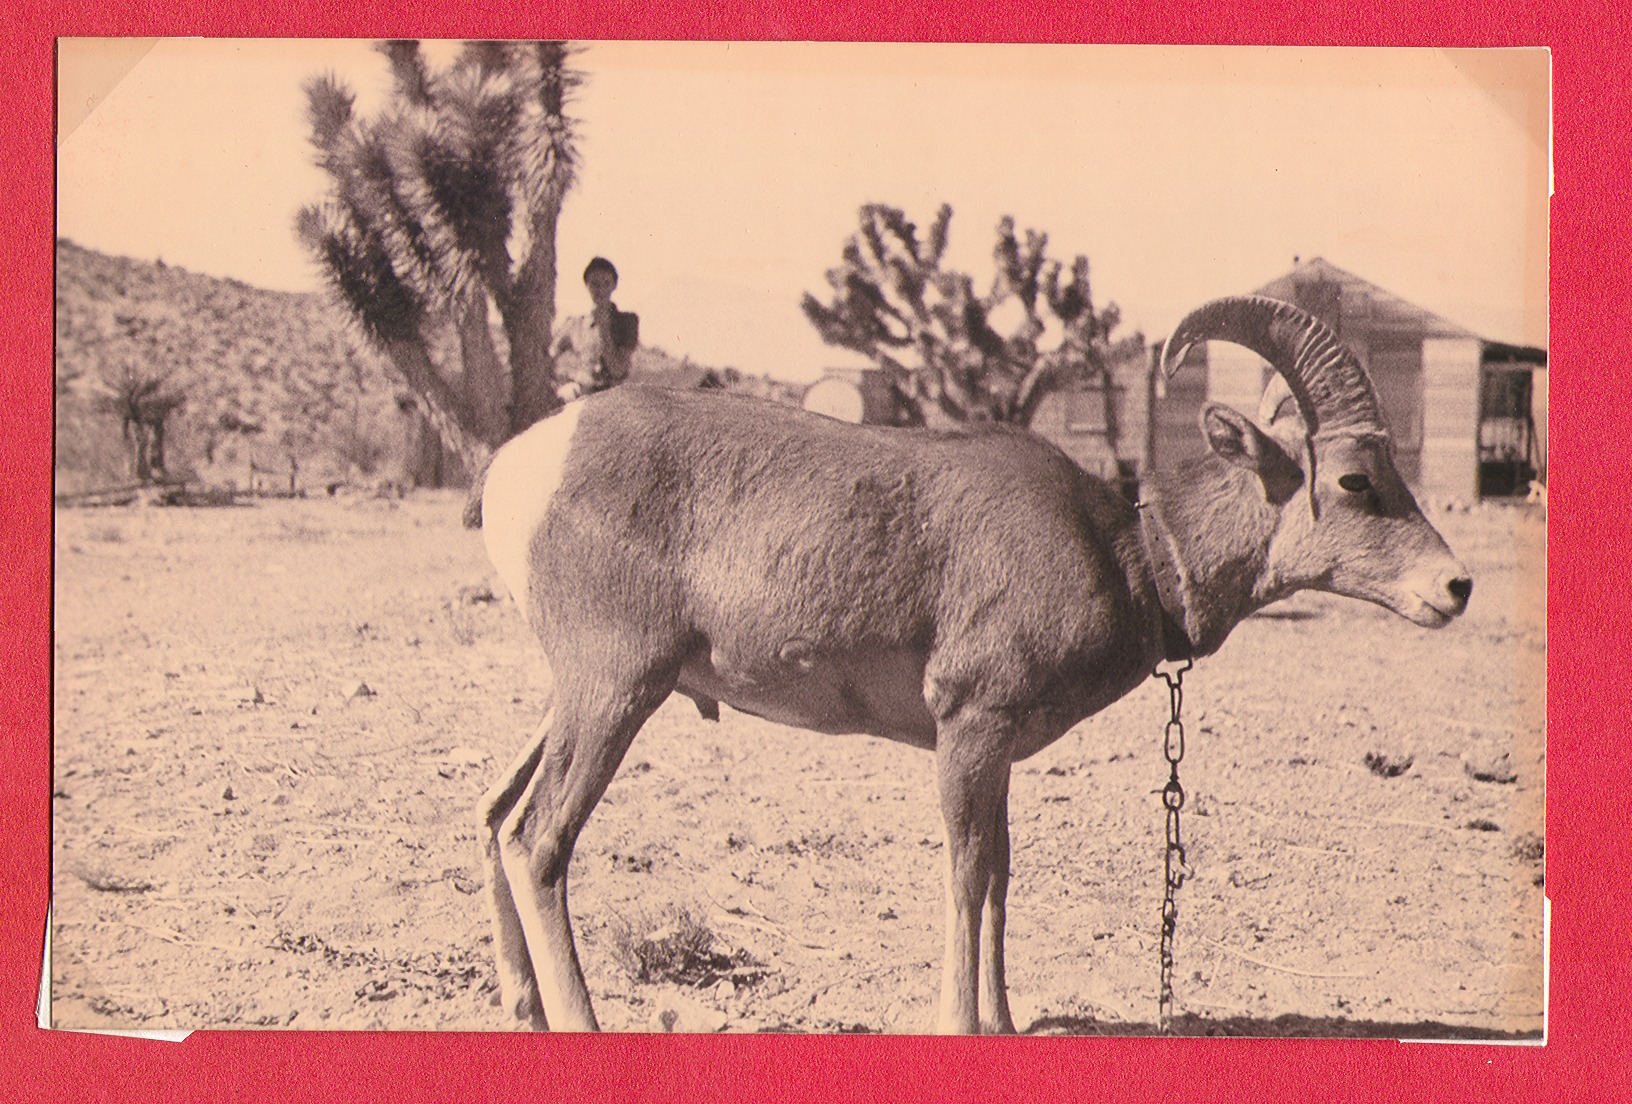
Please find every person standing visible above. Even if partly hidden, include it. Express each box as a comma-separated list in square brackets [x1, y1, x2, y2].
[552, 257, 639, 402]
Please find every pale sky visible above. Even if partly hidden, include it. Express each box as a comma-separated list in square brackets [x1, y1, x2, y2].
[57, 40, 1549, 383]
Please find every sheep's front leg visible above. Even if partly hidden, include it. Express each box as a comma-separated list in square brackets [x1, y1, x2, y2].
[978, 777, 1018, 1034]
[934, 716, 1015, 1035]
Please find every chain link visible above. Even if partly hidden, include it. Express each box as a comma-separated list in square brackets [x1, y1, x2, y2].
[1156, 657, 1193, 1035]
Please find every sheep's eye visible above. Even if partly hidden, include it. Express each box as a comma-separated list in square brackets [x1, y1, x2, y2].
[1338, 473, 1373, 494]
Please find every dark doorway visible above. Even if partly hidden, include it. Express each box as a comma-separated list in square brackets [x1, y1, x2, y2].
[1477, 364, 1539, 497]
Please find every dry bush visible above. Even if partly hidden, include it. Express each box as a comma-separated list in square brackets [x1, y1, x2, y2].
[1510, 832, 1545, 863]
[604, 902, 764, 988]
[1362, 750, 1414, 778]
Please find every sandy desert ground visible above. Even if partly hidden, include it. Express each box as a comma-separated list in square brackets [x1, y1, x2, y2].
[49, 489, 1545, 1037]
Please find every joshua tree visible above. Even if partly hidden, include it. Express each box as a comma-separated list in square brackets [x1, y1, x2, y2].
[802, 203, 1142, 428]
[297, 40, 582, 479]
[93, 362, 185, 483]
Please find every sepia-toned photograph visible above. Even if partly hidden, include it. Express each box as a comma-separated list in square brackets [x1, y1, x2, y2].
[51, 39, 1547, 1037]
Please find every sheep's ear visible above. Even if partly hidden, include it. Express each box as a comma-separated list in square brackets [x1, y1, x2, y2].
[1201, 403, 1270, 468]
[1201, 402, 1302, 501]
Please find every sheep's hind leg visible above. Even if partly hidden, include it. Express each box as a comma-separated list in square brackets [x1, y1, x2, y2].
[498, 666, 675, 1031]
[477, 706, 555, 1028]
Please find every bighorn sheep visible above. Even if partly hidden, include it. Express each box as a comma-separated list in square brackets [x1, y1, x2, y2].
[471, 295, 1471, 1033]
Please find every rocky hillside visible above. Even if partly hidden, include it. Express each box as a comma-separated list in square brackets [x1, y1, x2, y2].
[55, 239, 408, 495]
[54, 240, 803, 495]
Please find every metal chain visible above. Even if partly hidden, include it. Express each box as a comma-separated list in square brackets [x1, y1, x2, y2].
[1156, 657, 1193, 1035]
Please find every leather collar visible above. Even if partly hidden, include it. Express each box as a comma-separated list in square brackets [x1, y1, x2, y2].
[1138, 501, 1196, 662]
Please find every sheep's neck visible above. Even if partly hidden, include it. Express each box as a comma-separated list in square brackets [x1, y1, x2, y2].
[1142, 457, 1282, 658]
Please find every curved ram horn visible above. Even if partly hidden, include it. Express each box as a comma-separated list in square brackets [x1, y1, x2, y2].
[1159, 295, 1386, 438]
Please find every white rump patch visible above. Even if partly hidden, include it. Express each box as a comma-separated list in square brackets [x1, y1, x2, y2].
[482, 400, 587, 616]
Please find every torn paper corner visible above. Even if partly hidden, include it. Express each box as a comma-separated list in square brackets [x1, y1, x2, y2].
[38, 906, 192, 1042]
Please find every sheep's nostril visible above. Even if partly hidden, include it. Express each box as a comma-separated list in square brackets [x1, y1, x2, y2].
[1447, 576, 1473, 605]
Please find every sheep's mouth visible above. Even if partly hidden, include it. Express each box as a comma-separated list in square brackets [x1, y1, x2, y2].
[1406, 598, 1460, 628]
[1418, 606, 1455, 628]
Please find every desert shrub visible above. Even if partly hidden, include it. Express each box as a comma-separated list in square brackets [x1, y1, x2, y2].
[1510, 832, 1545, 863]
[605, 902, 763, 988]
[1362, 750, 1414, 778]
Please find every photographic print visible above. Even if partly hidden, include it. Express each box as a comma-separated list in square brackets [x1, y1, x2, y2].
[51, 39, 1547, 1037]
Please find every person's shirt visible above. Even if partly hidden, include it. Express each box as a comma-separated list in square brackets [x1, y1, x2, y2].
[552, 303, 636, 400]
